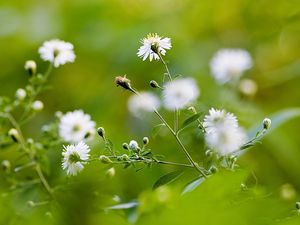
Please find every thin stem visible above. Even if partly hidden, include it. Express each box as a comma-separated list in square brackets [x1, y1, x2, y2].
[157, 52, 172, 81]
[35, 164, 53, 195]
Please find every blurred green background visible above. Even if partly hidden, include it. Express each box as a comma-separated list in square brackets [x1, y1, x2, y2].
[1, 0, 300, 224]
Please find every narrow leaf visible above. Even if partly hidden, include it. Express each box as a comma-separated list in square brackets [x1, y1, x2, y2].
[153, 170, 184, 190]
[180, 113, 202, 130]
[182, 177, 205, 195]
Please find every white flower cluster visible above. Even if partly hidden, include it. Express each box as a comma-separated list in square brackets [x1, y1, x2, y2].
[210, 48, 252, 84]
[203, 108, 246, 155]
[39, 39, 76, 68]
[137, 33, 171, 61]
[59, 110, 95, 176]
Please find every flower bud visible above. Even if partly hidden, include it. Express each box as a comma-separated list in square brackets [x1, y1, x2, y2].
[97, 127, 105, 138]
[15, 88, 27, 100]
[188, 106, 197, 114]
[120, 154, 130, 161]
[55, 111, 63, 119]
[1, 160, 11, 173]
[24, 60, 37, 76]
[27, 201, 35, 207]
[115, 76, 133, 91]
[143, 137, 149, 145]
[99, 155, 112, 164]
[150, 80, 159, 88]
[122, 143, 129, 150]
[8, 128, 20, 142]
[296, 202, 300, 210]
[239, 79, 258, 96]
[209, 166, 218, 174]
[205, 149, 213, 158]
[106, 167, 116, 178]
[129, 140, 139, 151]
[31, 100, 43, 111]
[263, 118, 271, 130]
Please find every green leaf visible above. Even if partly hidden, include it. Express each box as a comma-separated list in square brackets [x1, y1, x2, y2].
[106, 201, 138, 210]
[182, 176, 205, 195]
[180, 113, 202, 130]
[153, 170, 184, 190]
[151, 124, 166, 138]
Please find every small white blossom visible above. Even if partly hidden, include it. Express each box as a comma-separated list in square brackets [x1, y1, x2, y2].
[24, 60, 37, 75]
[205, 126, 246, 155]
[129, 140, 139, 151]
[59, 110, 96, 143]
[38, 39, 75, 68]
[203, 108, 238, 133]
[128, 92, 160, 118]
[62, 141, 90, 176]
[163, 78, 200, 110]
[137, 33, 171, 61]
[239, 79, 258, 96]
[210, 49, 252, 84]
[15, 88, 26, 100]
[31, 100, 44, 111]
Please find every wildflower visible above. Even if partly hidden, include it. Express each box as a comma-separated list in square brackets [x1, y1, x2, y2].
[31, 100, 43, 111]
[203, 108, 238, 133]
[62, 141, 90, 176]
[163, 78, 200, 110]
[210, 49, 252, 84]
[137, 33, 171, 61]
[15, 88, 26, 100]
[128, 92, 160, 117]
[205, 126, 246, 155]
[38, 39, 75, 68]
[129, 140, 139, 151]
[59, 110, 96, 143]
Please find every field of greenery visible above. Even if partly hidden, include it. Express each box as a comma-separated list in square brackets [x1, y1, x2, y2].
[1, 1, 300, 225]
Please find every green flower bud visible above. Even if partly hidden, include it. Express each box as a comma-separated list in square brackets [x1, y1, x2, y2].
[24, 60, 37, 76]
[97, 127, 105, 138]
[99, 155, 112, 164]
[209, 166, 218, 174]
[106, 167, 116, 178]
[150, 80, 159, 88]
[263, 118, 271, 130]
[120, 154, 130, 161]
[143, 137, 149, 145]
[115, 76, 133, 91]
[205, 149, 213, 158]
[8, 128, 20, 143]
[296, 202, 300, 210]
[122, 143, 129, 150]
[1, 160, 11, 173]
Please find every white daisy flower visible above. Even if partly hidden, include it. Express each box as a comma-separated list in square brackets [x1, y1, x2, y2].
[210, 48, 252, 84]
[137, 33, 171, 61]
[128, 92, 161, 118]
[59, 110, 96, 143]
[203, 108, 238, 133]
[38, 39, 76, 68]
[163, 78, 200, 110]
[205, 126, 246, 155]
[62, 141, 90, 176]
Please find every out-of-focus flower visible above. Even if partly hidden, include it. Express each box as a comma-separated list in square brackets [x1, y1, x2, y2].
[137, 33, 171, 61]
[128, 92, 160, 117]
[203, 108, 238, 133]
[39, 39, 75, 67]
[59, 110, 96, 143]
[205, 126, 246, 155]
[15, 88, 26, 100]
[31, 100, 43, 111]
[24, 60, 37, 75]
[239, 79, 258, 96]
[210, 49, 252, 84]
[163, 78, 200, 110]
[62, 141, 90, 176]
